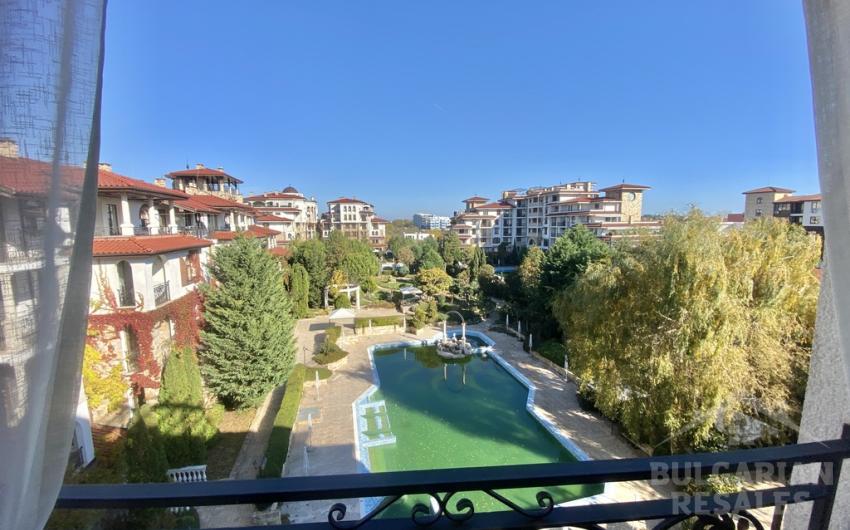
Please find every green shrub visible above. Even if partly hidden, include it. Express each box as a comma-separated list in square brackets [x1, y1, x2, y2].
[125, 407, 168, 483]
[537, 340, 567, 366]
[410, 299, 439, 329]
[303, 365, 332, 381]
[314, 325, 348, 365]
[333, 292, 352, 309]
[259, 365, 306, 479]
[354, 316, 403, 329]
[155, 348, 216, 468]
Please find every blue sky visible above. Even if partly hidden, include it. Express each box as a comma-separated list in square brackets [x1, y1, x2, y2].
[101, 1, 818, 219]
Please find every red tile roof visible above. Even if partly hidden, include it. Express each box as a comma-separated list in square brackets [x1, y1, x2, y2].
[176, 194, 252, 211]
[92, 235, 210, 257]
[269, 247, 290, 257]
[174, 196, 219, 214]
[167, 166, 243, 184]
[742, 186, 795, 195]
[599, 183, 651, 192]
[463, 196, 488, 202]
[477, 202, 512, 209]
[774, 193, 822, 203]
[255, 214, 294, 223]
[248, 225, 281, 237]
[371, 216, 389, 224]
[98, 170, 189, 199]
[0, 155, 85, 196]
[212, 225, 280, 241]
[328, 197, 370, 205]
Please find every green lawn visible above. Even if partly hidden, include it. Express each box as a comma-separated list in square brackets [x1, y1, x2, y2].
[205, 407, 258, 480]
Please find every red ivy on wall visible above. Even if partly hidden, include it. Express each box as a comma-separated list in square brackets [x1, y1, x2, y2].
[88, 288, 204, 393]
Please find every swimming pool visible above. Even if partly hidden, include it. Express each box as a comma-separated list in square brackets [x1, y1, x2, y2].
[354, 333, 603, 517]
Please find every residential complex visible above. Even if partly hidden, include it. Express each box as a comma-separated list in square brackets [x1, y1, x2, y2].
[413, 212, 451, 230]
[246, 186, 319, 243]
[741, 186, 823, 236]
[320, 198, 389, 249]
[451, 181, 658, 250]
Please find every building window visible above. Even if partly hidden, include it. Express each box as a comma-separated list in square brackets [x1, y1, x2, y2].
[755, 208, 762, 217]
[106, 204, 119, 235]
[756, 197, 763, 204]
[812, 201, 821, 212]
[810, 216, 820, 225]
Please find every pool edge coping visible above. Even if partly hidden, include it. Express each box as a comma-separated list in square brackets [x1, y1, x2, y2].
[351, 331, 612, 516]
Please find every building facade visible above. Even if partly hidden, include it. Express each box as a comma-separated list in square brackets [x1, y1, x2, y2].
[742, 186, 795, 220]
[245, 186, 318, 242]
[773, 193, 824, 236]
[320, 198, 388, 249]
[165, 163, 243, 202]
[413, 212, 451, 230]
[451, 181, 657, 251]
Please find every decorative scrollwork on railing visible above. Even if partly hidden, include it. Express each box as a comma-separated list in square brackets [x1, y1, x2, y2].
[483, 489, 555, 519]
[411, 491, 475, 526]
[653, 511, 765, 530]
[327, 495, 402, 529]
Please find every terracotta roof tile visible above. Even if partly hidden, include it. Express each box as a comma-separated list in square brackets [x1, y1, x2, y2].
[742, 186, 795, 195]
[774, 193, 822, 203]
[328, 197, 370, 205]
[98, 170, 189, 199]
[92, 235, 211, 257]
[599, 183, 651, 192]
[463, 196, 488, 202]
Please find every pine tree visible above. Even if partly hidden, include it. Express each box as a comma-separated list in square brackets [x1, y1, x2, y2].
[201, 236, 297, 409]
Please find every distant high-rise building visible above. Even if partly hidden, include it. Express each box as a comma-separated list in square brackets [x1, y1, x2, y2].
[450, 181, 657, 250]
[413, 212, 451, 230]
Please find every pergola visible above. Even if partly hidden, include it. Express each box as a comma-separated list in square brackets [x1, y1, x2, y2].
[323, 284, 361, 310]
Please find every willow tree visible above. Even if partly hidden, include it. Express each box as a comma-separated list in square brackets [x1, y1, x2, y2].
[201, 236, 296, 408]
[554, 212, 820, 453]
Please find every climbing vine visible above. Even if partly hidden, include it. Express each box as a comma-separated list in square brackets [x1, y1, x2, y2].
[82, 343, 126, 413]
[87, 289, 204, 395]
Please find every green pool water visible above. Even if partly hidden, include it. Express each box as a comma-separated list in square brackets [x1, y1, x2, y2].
[361, 343, 602, 517]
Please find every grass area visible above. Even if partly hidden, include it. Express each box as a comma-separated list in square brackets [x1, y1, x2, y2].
[354, 315, 403, 329]
[536, 339, 567, 366]
[304, 365, 332, 380]
[205, 406, 258, 480]
[259, 364, 307, 478]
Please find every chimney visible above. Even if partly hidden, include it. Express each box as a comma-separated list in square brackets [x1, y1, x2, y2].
[195, 163, 205, 169]
[98, 162, 112, 172]
[154, 177, 167, 188]
[0, 138, 19, 158]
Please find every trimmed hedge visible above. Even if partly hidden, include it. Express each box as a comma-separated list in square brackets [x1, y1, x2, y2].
[354, 315, 403, 329]
[259, 365, 306, 479]
[536, 340, 567, 366]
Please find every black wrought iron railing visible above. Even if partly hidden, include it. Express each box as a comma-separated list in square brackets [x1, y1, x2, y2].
[56, 430, 850, 529]
[153, 281, 170, 306]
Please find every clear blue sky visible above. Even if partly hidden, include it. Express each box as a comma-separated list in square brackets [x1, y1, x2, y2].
[101, 1, 819, 219]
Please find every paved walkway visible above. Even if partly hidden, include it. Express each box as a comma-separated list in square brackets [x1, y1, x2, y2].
[279, 323, 674, 528]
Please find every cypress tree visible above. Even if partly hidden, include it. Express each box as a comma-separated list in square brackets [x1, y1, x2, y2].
[201, 236, 296, 409]
[289, 263, 310, 318]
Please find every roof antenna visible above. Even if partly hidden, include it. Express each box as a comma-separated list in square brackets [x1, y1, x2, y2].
[185, 160, 189, 169]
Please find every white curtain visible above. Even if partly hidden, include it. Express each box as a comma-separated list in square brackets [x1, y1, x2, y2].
[0, 1, 106, 529]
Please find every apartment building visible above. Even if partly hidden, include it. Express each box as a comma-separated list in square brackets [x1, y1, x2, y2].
[413, 212, 451, 230]
[772, 194, 824, 236]
[742, 186, 795, 220]
[320, 197, 388, 249]
[451, 181, 657, 251]
[246, 186, 318, 243]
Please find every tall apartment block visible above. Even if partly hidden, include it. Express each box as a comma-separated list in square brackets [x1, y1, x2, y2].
[451, 181, 658, 250]
[413, 212, 451, 230]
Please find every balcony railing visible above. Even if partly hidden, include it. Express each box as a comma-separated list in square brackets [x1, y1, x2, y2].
[153, 281, 170, 306]
[55, 429, 850, 529]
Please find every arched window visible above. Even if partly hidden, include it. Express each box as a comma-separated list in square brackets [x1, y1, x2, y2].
[116, 260, 134, 307]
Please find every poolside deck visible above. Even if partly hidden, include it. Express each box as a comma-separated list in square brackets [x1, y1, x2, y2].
[281, 321, 678, 527]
